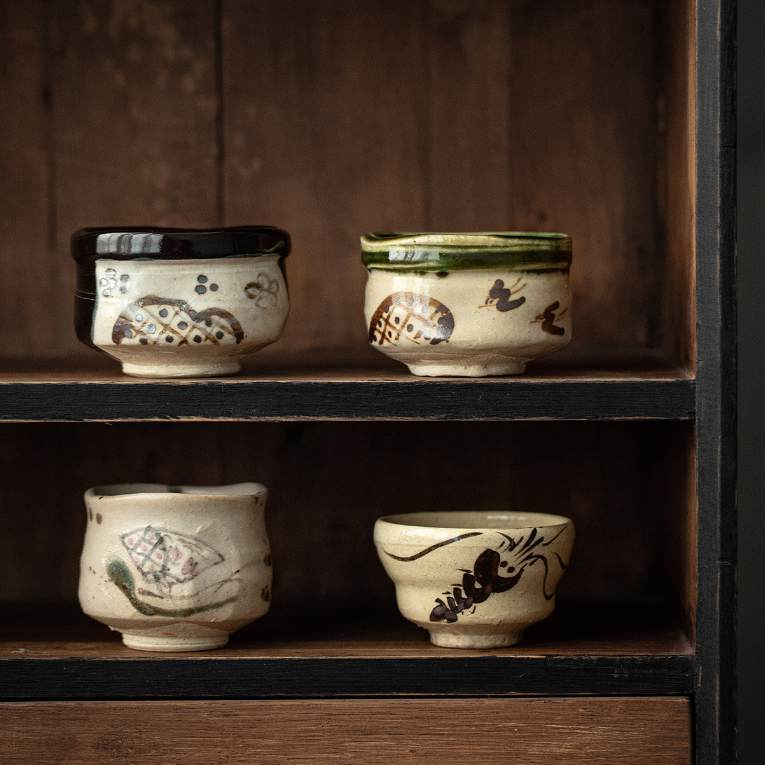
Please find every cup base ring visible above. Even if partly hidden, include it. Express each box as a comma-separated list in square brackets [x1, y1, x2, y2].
[406, 359, 527, 377]
[428, 630, 524, 649]
[120, 359, 241, 378]
[121, 633, 230, 652]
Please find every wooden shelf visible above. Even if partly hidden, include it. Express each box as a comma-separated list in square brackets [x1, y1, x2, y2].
[0, 0, 735, 760]
[0, 601, 693, 699]
[0, 350, 694, 421]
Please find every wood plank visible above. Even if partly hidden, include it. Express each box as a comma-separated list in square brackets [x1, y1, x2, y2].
[0, 346, 693, 379]
[0, 377, 695, 421]
[222, 0, 427, 357]
[661, 420, 697, 643]
[0, 698, 693, 764]
[0, 655, 697, 699]
[509, 0, 659, 349]
[0, 600, 694, 658]
[426, 0, 511, 229]
[693, 0, 737, 761]
[50, 0, 219, 358]
[0, 597, 697, 698]
[660, 0, 696, 370]
[0, 0, 52, 357]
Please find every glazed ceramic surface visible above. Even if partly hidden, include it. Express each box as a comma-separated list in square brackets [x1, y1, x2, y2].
[362, 233, 572, 376]
[79, 483, 272, 652]
[374, 511, 574, 649]
[73, 227, 290, 377]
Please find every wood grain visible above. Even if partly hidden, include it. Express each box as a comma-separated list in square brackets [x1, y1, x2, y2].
[0, 353, 697, 420]
[693, 0, 737, 761]
[0, 598, 693, 658]
[426, 0, 511, 229]
[222, 0, 427, 357]
[49, 0, 219, 357]
[0, 422, 694, 621]
[0, 698, 693, 764]
[661, 420, 697, 643]
[0, 0, 52, 357]
[0, 0, 698, 368]
[661, 0, 697, 370]
[509, 0, 659, 349]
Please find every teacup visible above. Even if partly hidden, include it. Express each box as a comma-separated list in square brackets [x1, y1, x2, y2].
[374, 511, 574, 648]
[79, 483, 272, 652]
[362, 232, 572, 376]
[73, 227, 291, 377]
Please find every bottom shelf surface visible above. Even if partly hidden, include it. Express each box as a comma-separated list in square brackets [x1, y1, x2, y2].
[0, 600, 695, 699]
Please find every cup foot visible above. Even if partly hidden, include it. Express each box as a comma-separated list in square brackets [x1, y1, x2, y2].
[428, 630, 524, 649]
[120, 359, 241, 378]
[121, 633, 230, 652]
[406, 359, 527, 377]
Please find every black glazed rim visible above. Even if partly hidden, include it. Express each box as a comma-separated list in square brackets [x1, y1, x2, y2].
[72, 226, 291, 265]
[360, 232, 571, 271]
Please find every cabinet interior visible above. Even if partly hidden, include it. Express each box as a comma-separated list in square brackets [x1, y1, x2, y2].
[0, 0, 695, 377]
[0, 420, 695, 656]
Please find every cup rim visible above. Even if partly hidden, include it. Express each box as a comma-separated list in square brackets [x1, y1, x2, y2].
[360, 232, 571, 272]
[376, 511, 572, 533]
[72, 226, 291, 265]
[84, 482, 267, 501]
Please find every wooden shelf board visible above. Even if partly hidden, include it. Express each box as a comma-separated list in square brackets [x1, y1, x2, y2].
[0, 601, 694, 698]
[0, 600, 694, 659]
[0, 349, 694, 421]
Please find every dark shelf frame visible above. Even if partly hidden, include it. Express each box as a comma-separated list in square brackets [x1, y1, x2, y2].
[0, 654, 695, 700]
[694, 0, 737, 763]
[0, 378, 696, 421]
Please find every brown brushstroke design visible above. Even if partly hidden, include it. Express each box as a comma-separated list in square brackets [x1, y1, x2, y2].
[383, 531, 483, 562]
[531, 301, 567, 336]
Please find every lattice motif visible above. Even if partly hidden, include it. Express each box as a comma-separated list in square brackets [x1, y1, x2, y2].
[112, 296, 244, 346]
[120, 526, 224, 586]
[369, 292, 454, 346]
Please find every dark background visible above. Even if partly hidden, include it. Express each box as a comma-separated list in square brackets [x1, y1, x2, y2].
[737, 1, 762, 762]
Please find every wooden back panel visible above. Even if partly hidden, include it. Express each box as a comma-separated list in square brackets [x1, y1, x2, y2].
[0, 421, 694, 628]
[0, 0, 695, 363]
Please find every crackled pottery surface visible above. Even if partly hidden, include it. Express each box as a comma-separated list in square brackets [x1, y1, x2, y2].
[374, 511, 574, 649]
[79, 483, 272, 652]
[73, 227, 290, 377]
[362, 233, 572, 376]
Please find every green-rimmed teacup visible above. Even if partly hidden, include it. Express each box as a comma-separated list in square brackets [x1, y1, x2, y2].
[362, 233, 572, 376]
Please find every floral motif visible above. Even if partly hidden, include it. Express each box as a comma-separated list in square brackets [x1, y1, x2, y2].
[99, 269, 130, 298]
[244, 273, 279, 307]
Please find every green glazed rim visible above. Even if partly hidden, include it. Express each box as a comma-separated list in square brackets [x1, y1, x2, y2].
[360, 232, 571, 272]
